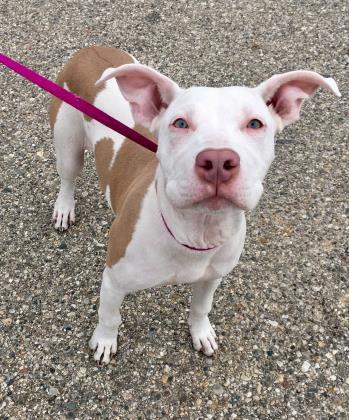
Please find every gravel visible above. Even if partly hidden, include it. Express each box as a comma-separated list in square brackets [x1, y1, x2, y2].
[0, 0, 348, 418]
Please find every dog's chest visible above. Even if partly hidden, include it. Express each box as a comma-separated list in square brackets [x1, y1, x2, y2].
[163, 258, 225, 285]
[149, 234, 244, 288]
[164, 263, 216, 284]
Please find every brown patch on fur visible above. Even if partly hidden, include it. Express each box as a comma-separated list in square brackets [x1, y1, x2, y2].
[48, 46, 134, 127]
[94, 126, 158, 267]
[49, 92, 63, 129]
[48, 76, 65, 129]
[106, 157, 157, 267]
[95, 138, 114, 192]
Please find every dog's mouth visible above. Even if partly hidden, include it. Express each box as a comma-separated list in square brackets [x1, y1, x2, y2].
[189, 179, 248, 210]
[181, 186, 247, 211]
[165, 176, 259, 211]
[198, 196, 232, 210]
[195, 193, 247, 211]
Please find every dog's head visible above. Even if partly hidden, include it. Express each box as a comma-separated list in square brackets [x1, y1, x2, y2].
[99, 65, 340, 212]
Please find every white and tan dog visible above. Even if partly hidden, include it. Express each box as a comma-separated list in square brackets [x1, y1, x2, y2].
[49, 47, 340, 364]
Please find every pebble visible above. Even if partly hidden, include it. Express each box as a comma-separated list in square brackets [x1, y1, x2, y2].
[65, 402, 77, 412]
[275, 374, 284, 384]
[211, 384, 224, 396]
[161, 365, 170, 384]
[301, 361, 311, 373]
[2, 318, 12, 326]
[47, 386, 59, 397]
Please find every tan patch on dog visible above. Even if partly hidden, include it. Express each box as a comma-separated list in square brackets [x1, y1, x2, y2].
[94, 126, 158, 267]
[95, 138, 114, 192]
[106, 158, 157, 267]
[49, 46, 134, 127]
[49, 89, 63, 129]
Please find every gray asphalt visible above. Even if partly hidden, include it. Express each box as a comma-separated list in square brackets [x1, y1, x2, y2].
[0, 1, 348, 418]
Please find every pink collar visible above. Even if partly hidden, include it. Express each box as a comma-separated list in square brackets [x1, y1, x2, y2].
[160, 212, 218, 252]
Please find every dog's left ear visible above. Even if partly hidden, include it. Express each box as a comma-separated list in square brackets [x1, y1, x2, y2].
[256, 71, 340, 128]
[96, 64, 180, 129]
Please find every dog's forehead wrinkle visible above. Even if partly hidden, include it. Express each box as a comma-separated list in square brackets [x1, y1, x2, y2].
[170, 86, 264, 120]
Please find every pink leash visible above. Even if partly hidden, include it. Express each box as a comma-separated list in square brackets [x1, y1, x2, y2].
[0, 53, 158, 153]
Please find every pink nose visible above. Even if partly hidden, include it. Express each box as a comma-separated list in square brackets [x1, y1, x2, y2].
[195, 148, 240, 185]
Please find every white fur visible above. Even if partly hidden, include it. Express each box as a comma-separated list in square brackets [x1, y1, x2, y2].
[105, 185, 112, 210]
[156, 86, 276, 212]
[84, 70, 135, 159]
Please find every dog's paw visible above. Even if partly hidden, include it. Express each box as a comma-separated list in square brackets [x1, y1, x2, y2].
[52, 198, 75, 231]
[189, 316, 218, 356]
[89, 327, 118, 365]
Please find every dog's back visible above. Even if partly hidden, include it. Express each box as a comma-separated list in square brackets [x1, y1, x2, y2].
[49, 46, 133, 129]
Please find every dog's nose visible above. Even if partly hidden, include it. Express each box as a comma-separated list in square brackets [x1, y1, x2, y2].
[195, 149, 240, 185]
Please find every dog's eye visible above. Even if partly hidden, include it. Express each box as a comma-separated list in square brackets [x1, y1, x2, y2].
[247, 119, 263, 129]
[173, 118, 189, 129]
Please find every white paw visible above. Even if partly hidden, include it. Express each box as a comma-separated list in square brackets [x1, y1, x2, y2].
[89, 326, 118, 365]
[189, 316, 218, 356]
[52, 198, 75, 231]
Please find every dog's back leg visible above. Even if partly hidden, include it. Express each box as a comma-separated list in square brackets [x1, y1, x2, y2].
[51, 98, 85, 230]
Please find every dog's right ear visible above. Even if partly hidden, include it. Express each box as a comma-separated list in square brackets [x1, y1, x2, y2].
[96, 64, 180, 129]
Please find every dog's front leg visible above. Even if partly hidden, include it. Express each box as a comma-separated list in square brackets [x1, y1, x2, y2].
[188, 278, 221, 356]
[89, 267, 125, 364]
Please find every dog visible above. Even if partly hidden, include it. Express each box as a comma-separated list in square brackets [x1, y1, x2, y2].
[49, 46, 340, 364]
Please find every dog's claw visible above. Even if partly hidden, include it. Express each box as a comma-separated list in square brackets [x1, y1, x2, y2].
[52, 199, 75, 231]
[189, 316, 218, 356]
[89, 328, 118, 365]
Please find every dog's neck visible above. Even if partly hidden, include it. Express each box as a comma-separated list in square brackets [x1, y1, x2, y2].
[155, 170, 245, 250]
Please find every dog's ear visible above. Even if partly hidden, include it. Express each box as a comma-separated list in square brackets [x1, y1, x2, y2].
[96, 64, 180, 129]
[256, 71, 340, 129]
